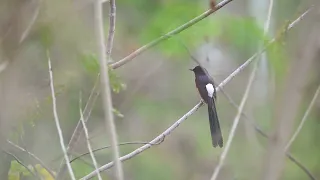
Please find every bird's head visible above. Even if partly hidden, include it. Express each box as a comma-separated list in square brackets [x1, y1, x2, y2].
[189, 66, 205, 75]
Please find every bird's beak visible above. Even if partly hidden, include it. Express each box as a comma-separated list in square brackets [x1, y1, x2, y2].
[189, 69, 193, 71]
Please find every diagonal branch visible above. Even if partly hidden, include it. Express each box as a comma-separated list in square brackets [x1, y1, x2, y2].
[55, 75, 100, 178]
[79, 96, 102, 180]
[6, 140, 55, 178]
[70, 141, 162, 164]
[79, 7, 313, 179]
[285, 84, 320, 151]
[1, 149, 39, 179]
[47, 50, 76, 180]
[95, 0, 124, 179]
[220, 90, 316, 180]
[211, 0, 274, 178]
[110, 0, 234, 69]
[80, 101, 203, 180]
[211, 61, 260, 180]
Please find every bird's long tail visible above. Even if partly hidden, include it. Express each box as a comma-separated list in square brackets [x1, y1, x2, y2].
[207, 97, 223, 147]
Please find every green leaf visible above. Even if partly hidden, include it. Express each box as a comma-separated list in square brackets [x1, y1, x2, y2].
[79, 53, 100, 74]
[113, 108, 124, 118]
[9, 160, 32, 178]
[38, 24, 54, 48]
[221, 16, 266, 56]
[79, 52, 126, 93]
[139, 1, 222, 57]
[109, 68, 126, 93]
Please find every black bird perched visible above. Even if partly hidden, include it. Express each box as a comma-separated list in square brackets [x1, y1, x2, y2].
[190, 66, 223, 148]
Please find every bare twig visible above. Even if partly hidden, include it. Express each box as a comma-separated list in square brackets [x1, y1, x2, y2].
[262, 8, 316, 180]
[211, 1, 274, 179]
[19, 1, 40, 43]
[80, 101, 203, 180]
[95, 0, 124, 179]
[286, 153, 316, 180]
[1, 149, 39, 179]
[285, 84, 320, 151]
[110, 0, 234, 69]
[79, 95, 102, 180]
[211, 60, 260, 180]
[19, 136, 42, 180]
[6, 140, 55, 178]
[47, 50, 76, 180]
[70, 141, 163, 164]
[67, 75, 100, 151]
[80, 7, 312, 179]
[56, 75, 100, 178]
[221, 89, 316, 180]
[215, 0, 279, 177]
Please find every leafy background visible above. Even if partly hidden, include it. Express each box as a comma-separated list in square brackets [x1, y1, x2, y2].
[0, 0, 319, 180]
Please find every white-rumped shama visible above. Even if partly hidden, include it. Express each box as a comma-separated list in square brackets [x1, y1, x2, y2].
[190, 66, 223, 148]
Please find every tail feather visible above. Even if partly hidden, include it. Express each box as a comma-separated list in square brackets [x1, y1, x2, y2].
[207, 97, 223, 147]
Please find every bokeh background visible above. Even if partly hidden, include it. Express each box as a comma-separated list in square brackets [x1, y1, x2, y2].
[0, 0, 319, 179]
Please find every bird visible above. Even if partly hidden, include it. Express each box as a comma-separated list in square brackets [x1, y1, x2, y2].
[190, 65, 223, 148]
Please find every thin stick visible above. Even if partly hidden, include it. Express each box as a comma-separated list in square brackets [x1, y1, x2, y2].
[211, 60, 260, 180]
[70, 141, 162, 163]
[19, 1, 40, 43]
[285, 85, 320, 151]
[262, 6, 315, 180]
[6, 140, 55, 178]
[19, 136, 42, 180]
[56, 75, 100, 178]
[79, 101, 203, 180]
[110, 0, 234, 69]
[221, 89, 317, 180]
[80, 7, 312, 179]
[67, 75, 100, 151]
[79, 95, 102, 180]
[211, 1, 274, 178]
[94, 0, 124, 179]
[47, 50, 76, 180]
[1, 149, 39, 179]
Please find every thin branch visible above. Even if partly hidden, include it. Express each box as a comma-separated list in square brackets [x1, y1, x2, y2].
[19, 136, 42, 180]
[286, 153, 316, 180]
[95, 0, 124, 179]
[80, 101, 203, 180]
[80, 7, 313, 179]
[67, 75, 100, 151]
[79, 95, 102, 180]
[285, 84, 320, 151]
[211, 60, 260, 180]
[6, 140, 55, 178]
[110, 0, 234, 69]
[220, 89, 316, 180]
[46, 50, 76, 180]
[262, 6, 316, 180]
[211, 1, 274, 178]
[70, 141, 163, 164]
[1, 149, 39, 179]
[19, 1, 40, 43]
[56, 75, 100, 178]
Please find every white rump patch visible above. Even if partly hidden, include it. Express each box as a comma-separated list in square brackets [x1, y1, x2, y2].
[206, 83, 214, 98]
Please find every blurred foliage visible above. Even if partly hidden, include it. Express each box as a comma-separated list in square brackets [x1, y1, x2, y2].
[9, 161, 32, 180]
[79, 52, 126, 93]
[139, 1, 221, 57]
[3, 0, 319, 180]
[9, 161, 55, 180]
